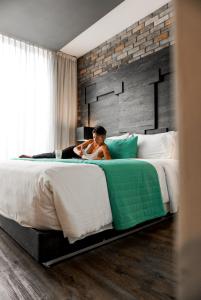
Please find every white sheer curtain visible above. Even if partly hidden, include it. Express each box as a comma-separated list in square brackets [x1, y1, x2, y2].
[0, 34, 56, 160]
[54, 52, 77, 149]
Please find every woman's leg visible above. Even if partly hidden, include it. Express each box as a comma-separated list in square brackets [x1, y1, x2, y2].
[62, 145, 81, 159]
[32, 151, 55, 159]
[20, 145, 81, 159]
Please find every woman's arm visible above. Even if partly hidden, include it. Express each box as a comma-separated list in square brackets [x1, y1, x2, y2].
[102, 144, 111, 160]
[73, 139, 93, 157]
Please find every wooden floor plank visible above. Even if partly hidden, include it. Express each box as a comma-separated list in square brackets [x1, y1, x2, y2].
[0, 218, 176, 300]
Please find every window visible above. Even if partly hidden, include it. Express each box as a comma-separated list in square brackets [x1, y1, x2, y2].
[0, 34, 55, 160]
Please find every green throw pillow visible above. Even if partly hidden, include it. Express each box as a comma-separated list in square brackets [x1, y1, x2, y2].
[105, 135, 138, 159]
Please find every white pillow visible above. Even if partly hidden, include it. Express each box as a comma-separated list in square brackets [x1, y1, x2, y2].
[107, 133, 130, 140]
[171, 131, 179, 159]
[131, 131, 177, 159]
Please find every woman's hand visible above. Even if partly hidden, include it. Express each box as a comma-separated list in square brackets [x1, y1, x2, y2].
[80, 145, 84, 156]
[73, 146, 82, 157]
[73, 139, 92, 157]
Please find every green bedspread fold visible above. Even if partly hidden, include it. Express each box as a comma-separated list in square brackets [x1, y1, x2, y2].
[16, 158, 166, 230]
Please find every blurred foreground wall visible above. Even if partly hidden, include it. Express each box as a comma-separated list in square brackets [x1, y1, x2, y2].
[175, 0, 201, 299]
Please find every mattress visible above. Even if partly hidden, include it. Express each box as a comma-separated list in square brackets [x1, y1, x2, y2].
[0, 158, 178, 241]
[139, 158, 179, 213]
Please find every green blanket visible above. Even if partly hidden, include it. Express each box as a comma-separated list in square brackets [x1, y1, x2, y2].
[16, 158, 166, 230]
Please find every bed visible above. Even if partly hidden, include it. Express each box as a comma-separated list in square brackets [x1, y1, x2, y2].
[0, 152, 178, 266]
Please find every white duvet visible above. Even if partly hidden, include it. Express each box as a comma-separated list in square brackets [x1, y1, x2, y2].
[0, 159, 178, 240]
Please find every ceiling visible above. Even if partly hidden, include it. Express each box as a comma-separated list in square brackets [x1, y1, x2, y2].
[62, 0, 170, 57]
[0, 0, 124, 51]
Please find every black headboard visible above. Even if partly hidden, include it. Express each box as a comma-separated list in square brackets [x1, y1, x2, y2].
[79, 46, 175, 136]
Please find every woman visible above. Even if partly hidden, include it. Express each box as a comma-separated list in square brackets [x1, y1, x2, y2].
[74, 126, 111, 160]
[19, 126, 111, 160]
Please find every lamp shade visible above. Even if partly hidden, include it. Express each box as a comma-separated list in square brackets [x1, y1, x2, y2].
[76, 126, 94, 141]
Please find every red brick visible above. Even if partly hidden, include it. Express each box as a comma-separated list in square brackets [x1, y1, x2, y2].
[165, 17, 174, 27]
[115, 43, 124, 53]
[94, 69, 102, 76]
[154, 32, 169, 42]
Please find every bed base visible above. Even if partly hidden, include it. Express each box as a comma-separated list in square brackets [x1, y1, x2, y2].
[0, 214, 173, 267]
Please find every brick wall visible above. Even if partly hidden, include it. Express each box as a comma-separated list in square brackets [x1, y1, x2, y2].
[77, 2, 175, 125]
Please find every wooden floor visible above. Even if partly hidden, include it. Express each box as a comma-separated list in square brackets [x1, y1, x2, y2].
[0, 218, 177, 300]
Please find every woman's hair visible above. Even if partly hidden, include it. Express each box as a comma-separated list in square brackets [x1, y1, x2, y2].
[92, 126, 107, 136]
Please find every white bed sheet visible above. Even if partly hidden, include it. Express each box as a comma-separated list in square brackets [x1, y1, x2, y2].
[0, 158, 178, 240]
[0, 160, 112, 239]
[139, 158, 179, 213]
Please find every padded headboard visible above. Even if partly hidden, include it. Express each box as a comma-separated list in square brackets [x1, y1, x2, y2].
[79, 46, 175, 136]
